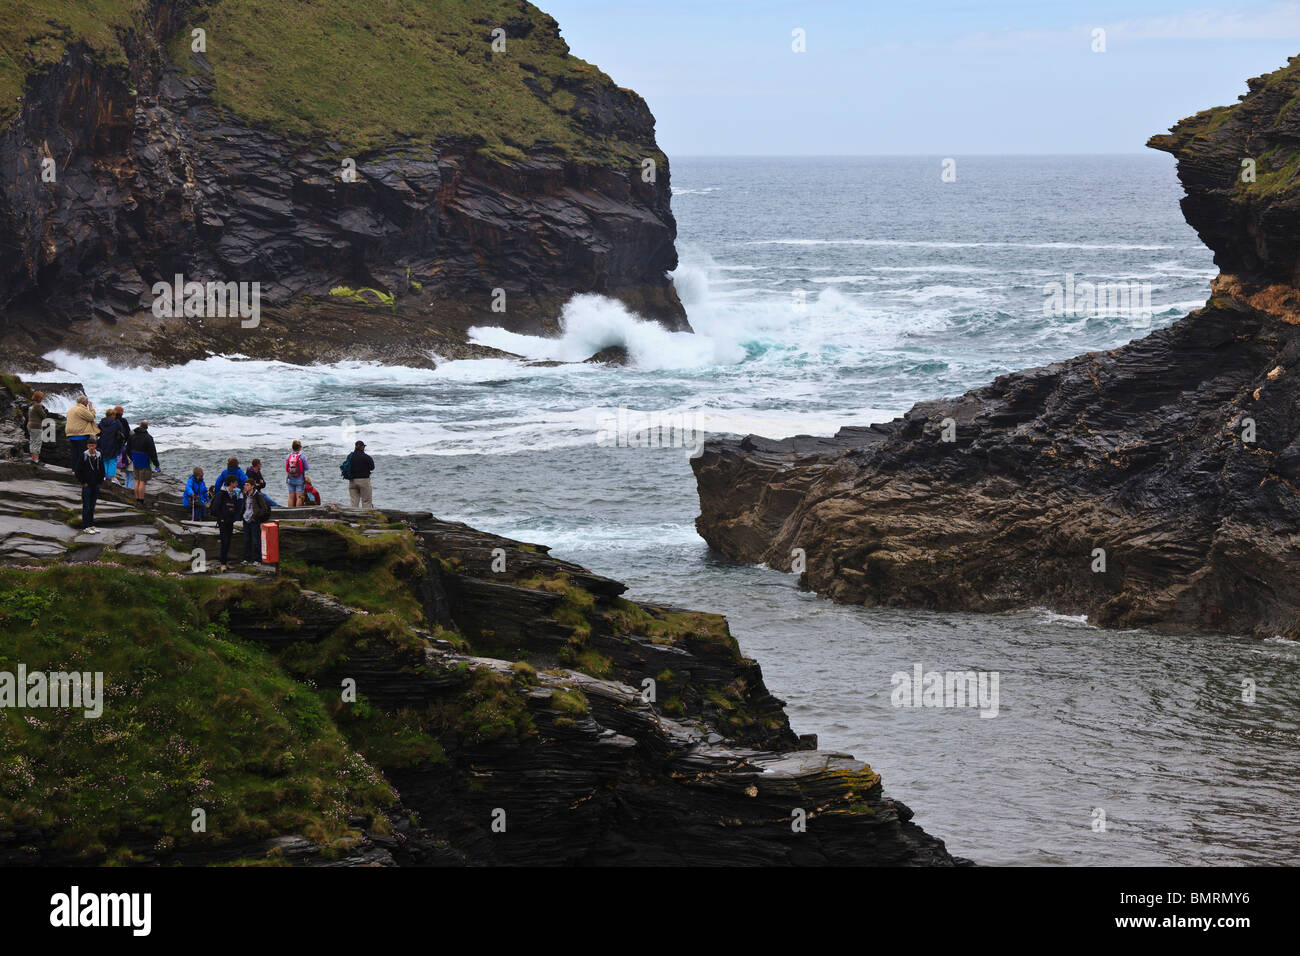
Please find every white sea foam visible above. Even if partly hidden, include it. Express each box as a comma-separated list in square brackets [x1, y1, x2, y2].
[469, 294, 728, 369]
[24, 235, 1209, 460]
[745, 239, 1186, 251]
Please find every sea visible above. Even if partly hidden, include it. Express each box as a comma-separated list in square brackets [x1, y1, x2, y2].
[29, 155, 1300, 865]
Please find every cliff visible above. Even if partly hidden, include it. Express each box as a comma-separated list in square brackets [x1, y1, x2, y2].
[0, 0, 687, 371]
[693, 56, 1300, 640]
[0, 378, 959, 865]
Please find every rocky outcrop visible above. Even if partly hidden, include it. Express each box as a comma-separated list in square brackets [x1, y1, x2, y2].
[0, 378, 959, 866]
[0, 1, 686, 370]
[1147, 55, 1300, 296]
[693, 57, 1300, 640]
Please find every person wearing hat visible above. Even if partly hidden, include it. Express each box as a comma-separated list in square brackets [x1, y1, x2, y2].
[343, 440, 376, 509]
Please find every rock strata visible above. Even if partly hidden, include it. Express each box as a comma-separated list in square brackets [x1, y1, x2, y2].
[694, 59, 1300, 639]
[0, 378, 959, 865]
[0, 1, 686, 370]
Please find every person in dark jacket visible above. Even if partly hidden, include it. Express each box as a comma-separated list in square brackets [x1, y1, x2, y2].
[241, 480, 273, 565]
[344, 440, 376, 509]
[74, 438, 107, 534]
[127, 421, 161, 503]
[114, 407, 133, 489]
[211, 475, 241, 572]
[96, 408, 128, 482]
[245, 458, 278, 507]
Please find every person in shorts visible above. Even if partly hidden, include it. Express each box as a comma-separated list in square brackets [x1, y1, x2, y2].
[285, 440, 309, 507]
[127, 420, 161, 503]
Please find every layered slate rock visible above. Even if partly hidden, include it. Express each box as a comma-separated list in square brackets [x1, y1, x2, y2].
[694, 58, 1300, 640]
[1148, 55, 1300, 295]
[0, 1, 686, 369]
[0, 382, 959, 866]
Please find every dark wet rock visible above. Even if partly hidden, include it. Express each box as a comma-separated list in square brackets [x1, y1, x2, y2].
[0, 384, 960, 865]
[583, 345, 630, 365]
[694, 64, 1300, 640]
[1149, 55, 1300, 295]
[0, 5, 687, 370]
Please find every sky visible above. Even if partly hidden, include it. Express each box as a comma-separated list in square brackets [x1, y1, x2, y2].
[540, 0, 1300, 154]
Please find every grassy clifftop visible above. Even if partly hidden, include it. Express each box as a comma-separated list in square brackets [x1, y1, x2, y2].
[0, 0, 140, 115]
[0, 0, 658, 160]
[0, 566, 397, 863]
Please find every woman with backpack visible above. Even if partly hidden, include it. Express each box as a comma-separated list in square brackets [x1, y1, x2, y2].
[285, 440, 309, 507]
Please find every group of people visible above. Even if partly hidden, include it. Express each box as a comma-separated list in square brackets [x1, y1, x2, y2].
[24, 391, 379, 563]
[27, 393, 162, 535]
[181, 440, 377, 571]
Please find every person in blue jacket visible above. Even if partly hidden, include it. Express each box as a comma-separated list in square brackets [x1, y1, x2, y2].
[126, 420, 161, 504]
[183, 466, 211, 521]
[213, 457, 248, 496]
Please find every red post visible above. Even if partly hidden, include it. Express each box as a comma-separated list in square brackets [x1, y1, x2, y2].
[261, 521, 279, 567]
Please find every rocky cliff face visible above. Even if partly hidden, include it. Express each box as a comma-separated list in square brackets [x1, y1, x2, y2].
[1148, 55, 1300, 298]
[0, 0, 686, 370]
[0, 379, 958, 865]
[693, 56, 1300, 640]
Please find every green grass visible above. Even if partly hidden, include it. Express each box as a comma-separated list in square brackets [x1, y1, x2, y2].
[0, 567, 395, 861]
[172, 0, 657, 162]
[549, 687, 587, 716]
[0, 371, 33, 397]
[3, 1, 661, 163]
[329, 286, 395, 309]
[1150, 57, 1300, 206]
[278, 528, 425, 628]
[0, 1, 143, 124]
[605, 599, 742, 657]
[518, 572, 595, 639]
[440, 667, 534, 745]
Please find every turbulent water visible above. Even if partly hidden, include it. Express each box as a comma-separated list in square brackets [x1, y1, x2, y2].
[31, 155, 1300, 865]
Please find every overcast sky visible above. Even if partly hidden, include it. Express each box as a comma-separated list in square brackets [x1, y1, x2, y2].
[541, 0, 1300, 154]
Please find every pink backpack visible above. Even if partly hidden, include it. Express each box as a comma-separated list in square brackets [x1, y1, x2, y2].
[286, 452, 305, 477]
